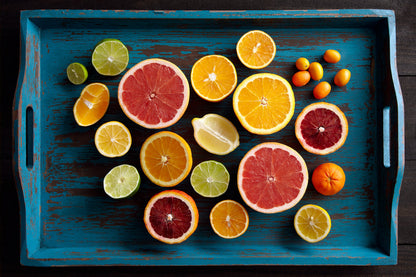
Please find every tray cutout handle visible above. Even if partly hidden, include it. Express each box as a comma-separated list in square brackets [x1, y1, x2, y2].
[26, 106, 34, 169]
[383, 106, 390, 168]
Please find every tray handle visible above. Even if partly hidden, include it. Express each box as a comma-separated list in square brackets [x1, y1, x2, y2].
[13, 15, 42, 258]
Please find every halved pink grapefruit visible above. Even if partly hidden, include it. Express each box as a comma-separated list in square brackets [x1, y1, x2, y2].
[237, 142, 308, 214]
[118, 58, 190, 129]
[295, 102, 348, 155]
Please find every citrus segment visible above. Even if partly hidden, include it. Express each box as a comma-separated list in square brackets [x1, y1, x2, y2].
[312, 163, 345, 195]
[92, 38, 129, 76]
[294, 204, 331, 243]
[67, 62, 88, 85]
[103, 164, 140, 199]
[140, 131, 192, 187]
[237, 142, 308, 214]
[190, 160, 230, 198]
[192, 114, 239, 155]
[210, 200, 249, 239]
[118, 58, 190, 129]
[191, 55, 237, 102]
[144, 190, 199, 244]
[233, 73, 295, 135]
[236, 30, 276, 69]
[94, 121, 132, 158]
[73, 83, 110, 127]
[295, 102, 348, 155]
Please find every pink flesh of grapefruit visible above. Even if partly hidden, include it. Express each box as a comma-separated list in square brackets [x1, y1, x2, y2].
[237, 142, 308, 213]
[118, 58, 190, 129]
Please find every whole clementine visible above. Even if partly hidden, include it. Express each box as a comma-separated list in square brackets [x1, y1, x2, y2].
[312, 163, 345, 195]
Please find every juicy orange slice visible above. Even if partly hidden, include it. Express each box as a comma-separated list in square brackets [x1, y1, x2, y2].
[236, 30, 276, 69]
[233, 73, 295, 135]
[73, 83, 110, 126]
[210, 200, 249, 239]
[191, 55, 237, 102]
[140, 131, 192, 187]
[94, 121, 132, 158]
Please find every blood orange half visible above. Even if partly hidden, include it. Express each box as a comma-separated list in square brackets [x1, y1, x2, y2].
[118, 58, 190, 129]
[295, 102, 348, 155]
[237, 142, 308, 214]
[143, 190, 199, 244]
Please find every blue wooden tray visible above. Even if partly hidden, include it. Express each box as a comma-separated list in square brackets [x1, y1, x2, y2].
[13, 10, 404, 266]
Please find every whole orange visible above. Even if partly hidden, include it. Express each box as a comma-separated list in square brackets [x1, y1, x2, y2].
[292, 71, 311, 87]
[313, 81, 331, 99]
[312, 163, 345, 195]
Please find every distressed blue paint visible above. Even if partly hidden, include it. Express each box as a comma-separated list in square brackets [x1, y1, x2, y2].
[13, 9, 404, 266]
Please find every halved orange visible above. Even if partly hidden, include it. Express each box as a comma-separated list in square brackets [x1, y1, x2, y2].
[144, 190, 199, 244]
[73, 82, 110, 126]
[233, 73, 295, 135]
[295, 102, 348, 155]
[210, 200, 249, 239]
[191, 55, 237, 102]
[140, 131, 192, 187]
[236, 30, 276, 69]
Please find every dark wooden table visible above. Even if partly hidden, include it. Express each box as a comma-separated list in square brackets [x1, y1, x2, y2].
[1, 1, 415, 275]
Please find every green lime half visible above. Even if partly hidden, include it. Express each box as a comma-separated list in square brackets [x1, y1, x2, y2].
[66, 62, 88, 85]
[103, 164, 140, 199]
[92, 39, 129, 76]
[190, 160, 230, 197]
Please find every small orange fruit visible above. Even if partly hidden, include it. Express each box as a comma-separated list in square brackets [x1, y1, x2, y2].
[308, 62, 324, 81]
[292, 71, 311, 87]
[210, 200, 249, 239]
[334, 69, 351, 86]
[313, 81, 331, 99]
[323, 49, 341, 63]
[191, 55, 237, 102]
[140, 131, 192, 187]
[295, 57, 310, 71]
[236, 30, 276, 69]
[312, 163, 346, 195]
[143, 190, 199, 244]
[73, 83, 110, 126]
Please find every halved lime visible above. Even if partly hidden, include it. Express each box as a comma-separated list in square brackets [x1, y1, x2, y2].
[103, 164, 140, 199]
[190, 160, 229, 197]
[92, 39, 129, 76]
[66, 62, 88, 85]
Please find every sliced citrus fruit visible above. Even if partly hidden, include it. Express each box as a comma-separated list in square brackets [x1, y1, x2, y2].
[190, 55, 237, 102]
[190, 160, 229, 198]
[73, 82, 110, 127]
[236, 30, 276, 69]
[144, 190, 199, 244]
[191, 114, 239, 155]
[92, 38, 129, 76]
[312, 162, 345, 195]
[94, 121, 132, 158]
[140, 131, 192, 187]
[294, 204, 331, 243]
[233, 73, 295, 135]
[210, 200, 249, 239]
[67, 62, 88, 85]
[118, 58, 190, 129]
[237, 142, 308, 214]
[103, 164, 140, 199]
[295, 102, 348, 155]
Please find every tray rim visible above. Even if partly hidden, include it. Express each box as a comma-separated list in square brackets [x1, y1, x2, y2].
[13, 9, 405, 266]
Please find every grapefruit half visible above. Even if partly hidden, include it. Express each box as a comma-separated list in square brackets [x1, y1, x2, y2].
[118, 58, 190, 129]
[237, 142, 308, 214]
